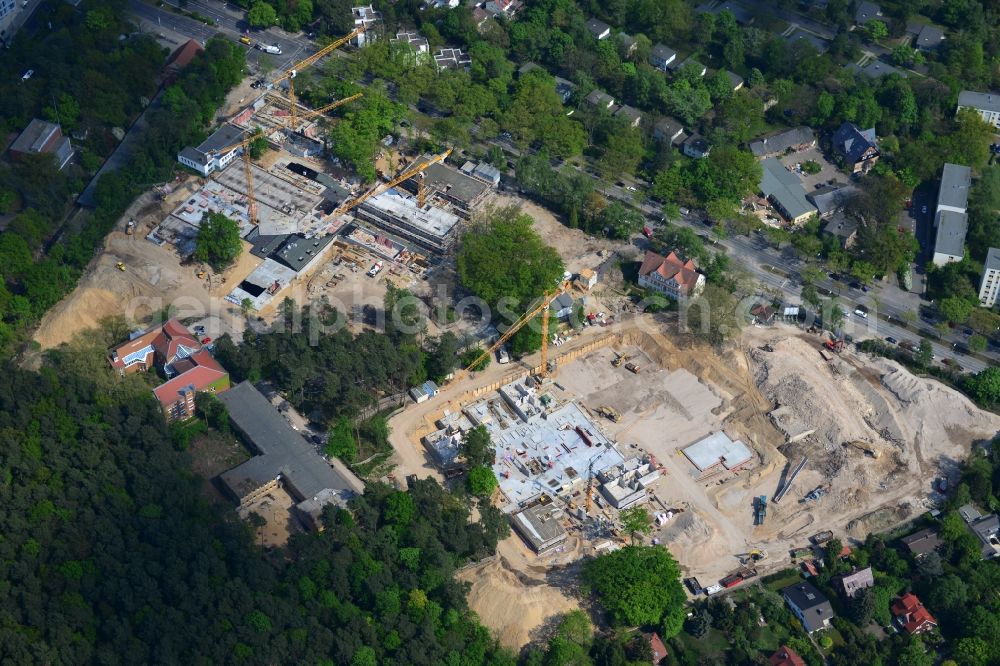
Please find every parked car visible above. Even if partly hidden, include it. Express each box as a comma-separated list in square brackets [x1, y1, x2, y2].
[854, 306, 869, 319]
[885, 336, 898, 345]
[21, 69, 33, 81]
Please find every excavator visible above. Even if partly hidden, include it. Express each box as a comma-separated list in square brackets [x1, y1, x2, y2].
[596, 405, 621, 422]
[843, 440, 882, 459]
[611, 352, 628, 368]
[738, 549, 768, 565]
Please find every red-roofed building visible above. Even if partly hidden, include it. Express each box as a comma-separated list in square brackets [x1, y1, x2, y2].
[892, 593, 938, 635]
[165, 39, 204, 81]
[643, 632, 668, 664]
[770, 645, 806, 666]
[152, 350, 230, 421]
[638, 250, 706, 301]
[108, 319, 229, 420]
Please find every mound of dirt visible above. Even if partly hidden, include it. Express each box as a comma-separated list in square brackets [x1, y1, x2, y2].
[457, 556, 580, 650]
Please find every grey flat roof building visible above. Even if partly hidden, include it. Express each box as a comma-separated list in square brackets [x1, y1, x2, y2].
[915, 24, 945, 50]
[219, 381, 364, 504]
[197, 123, 246, 154]
[272, 234, 336, 272]
[957, 90, 1000, 113]
[901, 528, 943, 556]
[510, 497, 568, 553]
[760, 158, 817, 222]
[409, 161, 490, 215]
[938, 163, 972, 212]
[933, 210, 968, 261]
[750, 127, 815, 158]
[808, 184, 857, 217]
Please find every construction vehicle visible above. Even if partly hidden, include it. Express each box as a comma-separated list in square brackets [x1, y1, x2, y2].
[810, 530, 834, 545]
[596, 405, 621, 422]
[125, 218, 135, 235]
[843, 440, 882, 459]
[824, 338, 845, 353]
[611, 352, 628, 368]
[803, 486, 826, 502]
[754, 495, 768, 525]
[624, 362, 640, 374]
[115, 262, 126, 271]
[739, 549, 768, 565]
[270, 27, 363, 132]
[240, 34, 251, 45]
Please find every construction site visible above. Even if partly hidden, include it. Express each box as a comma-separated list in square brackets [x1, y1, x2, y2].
[392, 313, 1000, 649]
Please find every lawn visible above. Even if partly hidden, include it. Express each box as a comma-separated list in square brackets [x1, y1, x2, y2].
[762, 568, 803, 593]
[671, 628, 730, 664]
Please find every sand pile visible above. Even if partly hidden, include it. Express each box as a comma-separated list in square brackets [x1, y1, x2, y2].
[457, 556, 580, 650]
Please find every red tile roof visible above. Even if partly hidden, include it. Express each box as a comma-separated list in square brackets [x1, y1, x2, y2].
[892, 593, 937, 634]
[643, 632, 668, 663]
[108, 327, 161, 370]
[770, 645, 807, 666]
[109, 318, 203, 371]
[152, 361, 227, 408]
[638, 250, 701, 291]
[166, 39, 204, 72]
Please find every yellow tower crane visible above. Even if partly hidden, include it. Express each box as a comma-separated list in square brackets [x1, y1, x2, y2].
[270, 28, 363, 132]
[209, 93, 363, 226]
[461, 283, 570, 378]
[330, 149, 452, 218]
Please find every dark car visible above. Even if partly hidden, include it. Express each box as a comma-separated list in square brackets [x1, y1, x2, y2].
[885, 336, 898, 345]
[963, 328, 973, 336]
[849, 281, 861, 290]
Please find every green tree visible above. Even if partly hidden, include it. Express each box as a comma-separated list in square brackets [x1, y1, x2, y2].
[325, 415, 358, 463]
[456, 206, 564, 309]
[849, 586, 875, 625]
[965, 367, 1000, 405]
[194, 212, 242, 270]
[939, 296, 975, 324]
[248, 1, 278, 27]
[917, 338, 933, 366]
[462, 425, 493, 468]
[866, 20, 888, 40]
[954, 638, 989, 666]
[968, 333, 987, 352]
[467, 465, 498, 497]
[583, 546, 686, 634]
[620, 506, 651, 544]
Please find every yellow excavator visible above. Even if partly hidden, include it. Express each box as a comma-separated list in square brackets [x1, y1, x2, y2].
[116, 262, 126, 272]
[611, 352, 628, 368]
[843, 440, 882, 459]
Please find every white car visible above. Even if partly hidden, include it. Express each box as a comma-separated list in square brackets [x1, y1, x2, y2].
[853, 307, 868, 319]
[497, 348, 510, 364]
[626, 185, 637, 192]
[21, 69, 33, 81]
[367, 261, 383, 277]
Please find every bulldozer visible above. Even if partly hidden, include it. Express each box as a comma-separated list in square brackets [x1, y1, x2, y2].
[115, 262, 126, 271]
[611, 352, 628, 368]
[843, 440, 881, 459]
[596, 405, 621, 422]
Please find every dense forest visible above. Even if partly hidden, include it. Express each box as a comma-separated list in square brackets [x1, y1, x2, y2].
[0, 2, 243, 356]
[0, 342, 512, 663]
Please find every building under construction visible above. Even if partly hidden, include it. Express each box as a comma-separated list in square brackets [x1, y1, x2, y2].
[399, 158, 493, 218]
[463, 377, 625, 511]
[353, 186, 461, 253]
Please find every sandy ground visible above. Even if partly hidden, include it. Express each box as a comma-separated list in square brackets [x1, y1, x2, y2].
[239, 485, 303, 548]
[34, 188, 260, 349]
[458, 537, 584, 650]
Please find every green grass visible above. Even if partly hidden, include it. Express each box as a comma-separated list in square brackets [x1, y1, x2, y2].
[673, 627, 730, 661]
[762, 568, 803, 592]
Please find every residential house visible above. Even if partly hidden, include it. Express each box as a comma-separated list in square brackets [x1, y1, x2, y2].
[434, 47, 471, 71]
[932, 163, 972, 266]
[769, 645, 807, 666]
[390, 30, 430, 65]
[554, 76, 577, 103]
[471, 7, 491, 31]
[914, 24, 945, 51]
[153, 350, 231, 421]
[218, 381, 364, 524]
[653, 117, 684, 145]
[550, 292, 575, 319]
[682, 133, 710, 159]
[785, 28, 829, 53]
[484, 0, 520, 17]
[176, 123, 245, 177]
[957, 90, 1000, 129]
[749, 303, 776, 325]
[725, 70, 744, 91]
[837, 567, 874, 598]
[749, 126, 816, 159]
[9, 119, 74, 170]
[638, 250, 705, 301]
[822, 213, 858, 248]
[616, 32, 637, 57]
[891, 593, 938, 635]
[614, 105, 643, 128]
[164, 39, 204, 82]
[759, 158, 817, 225]
[854, 1, 881, 25]
[586, 18, 611, 40]
[846, 59, 907, 79]
[1, 0, 22, 42]
[958, 504, 1000, 559]
[644, 632, 668, 664]
[351, 5, 381, 46]
[978, 247, 1000, 307]
[585, 89, 616, 110]
[676, 55, 706, 77]
[781, 582, 834, 633]
[430, 0, 459, 7]
[901, 528, 944, 556]
[808, 184, 857, 218]
[649, 43, 677, 71]
[832, 122, 879, 173]
[460, 160, 501, 187]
